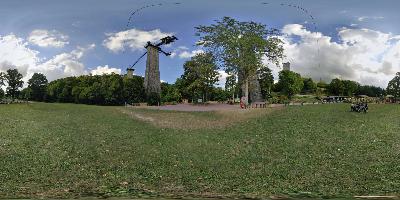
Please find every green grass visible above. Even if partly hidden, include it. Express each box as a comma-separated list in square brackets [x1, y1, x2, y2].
[0, 103, 400, 199]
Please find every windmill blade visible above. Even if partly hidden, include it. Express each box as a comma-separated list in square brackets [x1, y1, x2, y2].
[129, 51, 147, 69]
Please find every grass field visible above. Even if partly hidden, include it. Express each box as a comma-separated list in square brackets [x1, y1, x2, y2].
[0, 103, 400, 199]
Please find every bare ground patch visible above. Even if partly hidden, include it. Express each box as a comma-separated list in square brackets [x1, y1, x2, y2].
[119, 106, 282, 130]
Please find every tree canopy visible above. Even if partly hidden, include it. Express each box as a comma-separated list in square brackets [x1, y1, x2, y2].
[181, 52, 219, 102]
[28, 73, 48, 101]
[387, 72, 400, 98]
[5, 69, 24, 100]
[195, 16, 284, 103]
[276, 70, 303, 98]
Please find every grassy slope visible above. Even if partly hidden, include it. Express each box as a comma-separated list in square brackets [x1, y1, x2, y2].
[0, 103, 399, 198]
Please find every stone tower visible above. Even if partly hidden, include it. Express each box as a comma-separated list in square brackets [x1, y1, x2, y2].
[143, 44, 161, 96]
[283, 62, 291, 71]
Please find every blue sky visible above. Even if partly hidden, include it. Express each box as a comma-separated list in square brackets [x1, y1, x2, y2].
[1, 0, 400, 87]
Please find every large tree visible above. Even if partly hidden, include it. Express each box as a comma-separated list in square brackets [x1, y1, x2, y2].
[182, 52, 219, 102]
[258, 66, 274, 99]
[195, 16, 284, 104]
[5, 69, 24, 101]
[387, 72, 400, 100]
[28, 73, 48, 101]
[342, 80, 359, 96]
[302, 78, 317, 94]
[277, 70, 303, 98]
[329, 78, 345, 96]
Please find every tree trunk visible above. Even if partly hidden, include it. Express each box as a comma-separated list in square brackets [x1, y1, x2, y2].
[244, 77, 249, 105]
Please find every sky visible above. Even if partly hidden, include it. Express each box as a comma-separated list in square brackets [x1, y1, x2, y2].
[1, 0, 400, 88]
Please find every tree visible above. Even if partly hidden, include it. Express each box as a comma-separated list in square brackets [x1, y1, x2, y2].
[196, 16, 284, 104]
[0, 72, 5, 88]
[258, 66, 274, 99]
[161, 82, 182, 103]
[225, 74, 238, 102]
[181, 52, 219, 102]
[276, 70, 303, 98]
[342, 80, 359, 96]
[302, 78, 317, 94]
[0, 72, 5, 100]
[329, 78, 345, 96]
[0, 88, 4, 100]
[356, 85, 384, 97]
[387, 72, 400, 100]
[28, 73, 48, 101]
[20, 88, 32, 100]
[5, 69, 24, 101]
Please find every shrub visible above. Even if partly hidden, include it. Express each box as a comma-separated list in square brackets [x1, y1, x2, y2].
[147, 92, 161, 106]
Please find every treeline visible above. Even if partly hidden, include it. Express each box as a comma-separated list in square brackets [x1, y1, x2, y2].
[0, 68, 398, 106]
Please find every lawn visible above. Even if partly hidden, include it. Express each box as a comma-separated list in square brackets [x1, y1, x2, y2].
[0, 103, 399, 199]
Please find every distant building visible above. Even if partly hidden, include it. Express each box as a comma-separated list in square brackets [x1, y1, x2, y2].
[283, 62, 291, 71]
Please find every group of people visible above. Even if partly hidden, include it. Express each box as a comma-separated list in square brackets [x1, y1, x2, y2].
[350, 102, 369, 113]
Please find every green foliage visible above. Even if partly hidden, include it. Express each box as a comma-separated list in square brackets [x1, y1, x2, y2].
[258, 67, 274, 99]
[181, 52, 219, 102]
[146, 92, 160, 106]
[276, 70, 304, 98]
[209, 87, 229, 102]
[46, 74, 144, 105]
[342, 80, 359, 96]
[387, 72, 400, 98]
[328, 79, 360, 96]
[356, 85, 385, 97]
[161, 82, 182, 103]
[328, 78, 345, 96]
[27, 73, 48, 101]
[196, 16, 284, 103]
[5, 69, 24, 100]
[0, 72, 5, 87]
[225, 74, 238, 99]
[122, 76, 146, 104]
[0, 88, 4, 100]
[19, 88, 32, 100]
[302, 78, 317, 94]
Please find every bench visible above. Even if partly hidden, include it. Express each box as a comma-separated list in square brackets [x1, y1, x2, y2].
[252, 102, 267, 108]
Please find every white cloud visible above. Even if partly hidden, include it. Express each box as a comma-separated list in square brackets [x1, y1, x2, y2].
[217, 70, 229, 88]
[90, 65, 121, 75]
[28, 29, 69, 48]
[0, 33, 96, 84]
[103, 28, 173, 53]
[357, 16, 384, 22]
[178, 49, 204, 59]
[269, 24, 400, 88]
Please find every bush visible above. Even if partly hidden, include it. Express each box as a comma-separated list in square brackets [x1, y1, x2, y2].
[147, 92, 160, 106]
[0, 88, 4, 100]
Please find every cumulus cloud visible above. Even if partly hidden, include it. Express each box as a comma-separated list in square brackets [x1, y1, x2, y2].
[103, 28, 173, 53]
[0, 33, 96, 84]
[269, 24, 400, 88]
[34, 44, 95, 80]
[28, 29, 69, 48]
[217, 70, 229, 88]
[178, 49, 204, 59]
[169, 46, 204, 59]
[90, 65, 121, 75]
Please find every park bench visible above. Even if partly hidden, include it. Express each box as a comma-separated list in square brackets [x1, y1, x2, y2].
[252, 101, 267, 108]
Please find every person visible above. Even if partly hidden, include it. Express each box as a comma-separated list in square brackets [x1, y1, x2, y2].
[240, 96, 247, 109]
